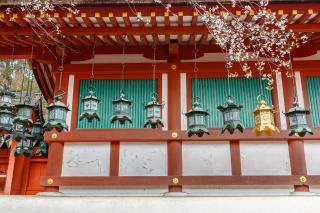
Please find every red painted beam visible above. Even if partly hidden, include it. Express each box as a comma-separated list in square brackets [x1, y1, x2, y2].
[40, 175, 320, 187]
[44, 128, 320, 143]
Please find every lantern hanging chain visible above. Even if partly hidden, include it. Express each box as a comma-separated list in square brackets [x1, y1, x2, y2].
[225, 48, 231, 98]
[58, 38, 66, 94]
[121, 42, 126, 93]
[258, 59, 265, 100]
[24, 35, 35, 102]
[28, 35, 35, 98]
[193, 42, 199, 101]
[152, 45, 156, 98]
[90, 34, 97, 90]
[289, 52, 298, 103]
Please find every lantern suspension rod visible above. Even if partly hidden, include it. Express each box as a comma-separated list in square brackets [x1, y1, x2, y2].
[152, 45, 156, 97]
[224, 47, 231, 98]
[289, 52, 298, 102]
[258, 61, 265, 100]
[90, 34, 97, 89]
[58, 37, 66, 94]
[121, 38, 126, 93]
[193, 42, 199, 99]
[27, 35, 35, 98]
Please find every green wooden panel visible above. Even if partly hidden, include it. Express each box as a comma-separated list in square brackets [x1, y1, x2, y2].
[192, 78, 273, 128]
[77, 79, 155, 129]
[306, 77, 320, 127]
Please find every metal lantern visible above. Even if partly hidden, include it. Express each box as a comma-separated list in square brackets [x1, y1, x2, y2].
[31, 120, 44, 146]
[0, 91, 15, 109]
[13, 103, 34, 126]
[80, 90, 101, 122]
[217, 96, 244, 134]
[12, 119, 26, 140]
[185, 99, 210, 137]
[14, 133, 35, 157]
[284, 100, 313, 137]
[44, 96, 70, 132]
[144, 96, 164, 129]
[35, 140, 48, 158]
[253, 100, 279, 136]
[111, 91, 132, 125]
[0, 109, 14, 133]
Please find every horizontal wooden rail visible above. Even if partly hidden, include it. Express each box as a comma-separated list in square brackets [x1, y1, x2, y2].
[44, 128, 320, 143]
[40, 175, 320, 187]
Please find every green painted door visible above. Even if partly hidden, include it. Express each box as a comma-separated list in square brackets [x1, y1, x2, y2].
[192, 78, 273, 128]
[306, 77, 320, 127]
[77, 79, 155, 129]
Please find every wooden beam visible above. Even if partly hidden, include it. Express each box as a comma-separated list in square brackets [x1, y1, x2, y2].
[40, 175, 320, 187]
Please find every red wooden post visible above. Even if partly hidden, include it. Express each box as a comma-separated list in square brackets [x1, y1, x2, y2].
[230, 140, 242, 176]
[44, 141, 64, 192]
[288, 139, 309, 192]
[109, 141, 120, 176]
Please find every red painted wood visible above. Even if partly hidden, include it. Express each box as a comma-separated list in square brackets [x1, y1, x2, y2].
[39, 175, 320, 187]
[109, 141, 120, 176]
[230, 140, 242, 176]
[288, 140, 309, 192]
[45, 141, 64, 192]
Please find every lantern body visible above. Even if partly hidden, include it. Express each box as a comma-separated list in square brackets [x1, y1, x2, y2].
[0, 91, 15, 109]
[44, 100, 70, 132]
[35, 140, 49, 158]
[144, 97, 164, 129]
[0, 109, 14, 133]
[31, 121, 44, 146]
[13, 103, 34, 126]
[185, 101, 209, 137]
[217, 97, 244, 134]
[253, 100, 279, 136]
[14, 133, 34, 157]
[80, 90, 101, 122]
[110, 92, 132, 125]
[284, 101, 313, 137]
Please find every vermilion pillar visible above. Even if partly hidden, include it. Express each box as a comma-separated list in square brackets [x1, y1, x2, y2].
[167, 69, 183, 192]
[288, 139, 309, 192]
[44, 141, 64, 192]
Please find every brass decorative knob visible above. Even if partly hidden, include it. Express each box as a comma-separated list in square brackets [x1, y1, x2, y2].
[300, 176, 307, 184]
[172, 177, 179, 185]
[171, 132, 178, 138]
[171, 64, 177, 70]
[47, 178, 54, 185]
[51, 133, 58, 139]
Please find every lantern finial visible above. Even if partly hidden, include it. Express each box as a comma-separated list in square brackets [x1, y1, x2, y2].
[218, 96, 244, 134]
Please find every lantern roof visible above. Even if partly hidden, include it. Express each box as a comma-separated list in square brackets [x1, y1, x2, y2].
[217, 96, 243, 111]
[186, 101, 209, 115]
[254, 100, 276, 112]
[82, 90, 100, 102]
[47, 100, 70, 110]
[145, 96, 162, 108]
[112, 92, 131, 104]
[285, 100, 310, 115]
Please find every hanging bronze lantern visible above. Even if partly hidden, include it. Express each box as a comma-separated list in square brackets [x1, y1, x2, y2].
[144, 96, 164, 129]
[14, 133, 35, 157]
[111, 91, 132, 125]
[217, 96, 244, 134]
[253, 99, 279, 136]
[80, 90, 101, 122]
[0, 109, 14, 133]
[284, 100, 313, 137]
[31, 120, 44, 146]
[13, 102, 34, 126]
[0, 91, 15, 109]
[185, 99, 210, 137]
[44, 95, 70, 132]
[35, 140, 48, 158]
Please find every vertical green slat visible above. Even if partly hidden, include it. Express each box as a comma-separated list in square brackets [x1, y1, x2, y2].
[77, 79, 155, 129]
[192, 78, 273, 128]
[306, 77, 320, 127]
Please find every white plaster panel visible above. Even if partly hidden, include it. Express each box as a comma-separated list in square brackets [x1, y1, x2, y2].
[304, 141, 320, 175]
[276, 72, 287, 130]
[182, 141, 232, 176]
[240, 141, 291, 175]
[295, 71, 305, 108]
[180, 73, 187, 131]
[162, 73, 168, 130]
[66, 74, 75, 131]
[183, 186, 294, 195]
[119, 142, 167, 176]
[59, 186, 167, 195]
[62, 142, 110, 176]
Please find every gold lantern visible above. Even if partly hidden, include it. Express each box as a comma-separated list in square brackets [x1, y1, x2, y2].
[253, 100, 279, 136]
